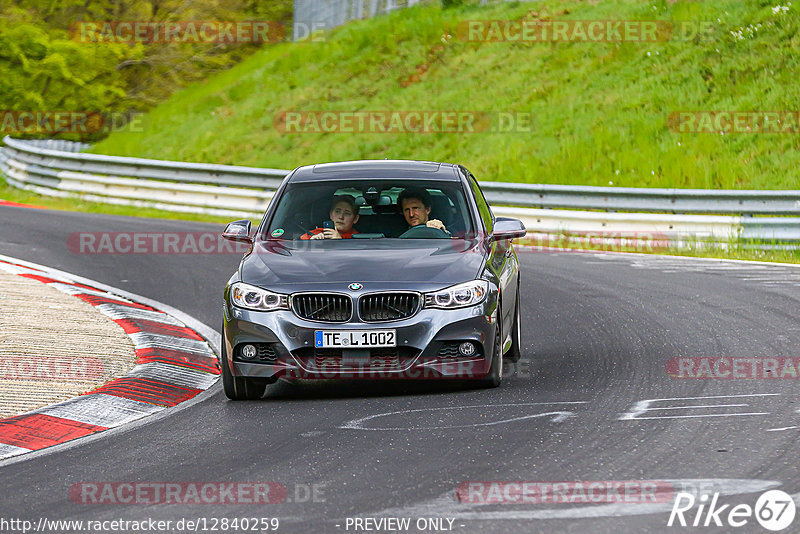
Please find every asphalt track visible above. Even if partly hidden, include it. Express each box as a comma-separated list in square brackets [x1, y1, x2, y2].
[2, 204, 800, 533]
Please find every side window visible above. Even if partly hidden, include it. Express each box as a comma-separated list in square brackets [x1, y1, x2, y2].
[467, 172, 493, 232]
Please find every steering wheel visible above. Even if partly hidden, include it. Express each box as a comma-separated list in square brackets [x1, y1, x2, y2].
[398, 224, 450, 239]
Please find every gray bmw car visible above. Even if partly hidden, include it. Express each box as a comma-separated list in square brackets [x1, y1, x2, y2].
[220, 160, 526, 400]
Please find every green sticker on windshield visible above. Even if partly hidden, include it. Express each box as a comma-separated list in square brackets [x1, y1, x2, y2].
[271, 228, 284, 237]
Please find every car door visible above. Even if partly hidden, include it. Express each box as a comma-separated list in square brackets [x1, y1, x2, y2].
[465, 171, 519, 343]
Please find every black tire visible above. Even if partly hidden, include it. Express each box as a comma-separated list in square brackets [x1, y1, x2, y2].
[506, 283, 522, 363]
[221, 334, 267, 401]
[473, 318, 502, 389]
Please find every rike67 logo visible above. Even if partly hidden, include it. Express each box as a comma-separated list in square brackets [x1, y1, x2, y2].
[668, 490, 796, 531]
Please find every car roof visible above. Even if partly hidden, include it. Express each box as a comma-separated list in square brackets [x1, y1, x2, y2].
[287, 160, 462, 183]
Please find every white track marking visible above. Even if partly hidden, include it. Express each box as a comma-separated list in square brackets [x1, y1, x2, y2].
[623, 413, 769, 420]
[48, 282, 134, 302]
[643, 404, 750, 411]
[340, 402, 587, 431]
[0, 262, 44, 276]
[128, 363, 219, 390]
[128, 332, 213, 355]
[0, 443, 32, 460]
[590, 253, 800, 289]
[619, 394, 779, 421]
[94, 303, 185, 326]
[36, 394, 165, 428]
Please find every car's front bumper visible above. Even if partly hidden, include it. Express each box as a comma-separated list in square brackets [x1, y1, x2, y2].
[222, 298, 498, 381]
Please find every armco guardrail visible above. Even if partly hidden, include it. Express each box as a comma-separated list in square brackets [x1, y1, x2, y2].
[1, 136, 286, 218]
[1, 136, 798, 245]
[482, 181, 800, 215]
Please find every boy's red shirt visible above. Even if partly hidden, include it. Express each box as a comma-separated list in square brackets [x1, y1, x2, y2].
[300, 228, 359, 240]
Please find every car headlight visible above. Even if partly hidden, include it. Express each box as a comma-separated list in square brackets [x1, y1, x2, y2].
[230, 282, 288, 311]
[424, 280, 489, 309]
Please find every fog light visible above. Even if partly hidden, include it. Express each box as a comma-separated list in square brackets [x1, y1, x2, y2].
[459, 342, 476, 356]
[241, 344, 257, 360]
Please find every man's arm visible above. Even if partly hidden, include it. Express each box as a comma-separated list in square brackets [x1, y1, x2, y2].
[426, 219, 448, 233]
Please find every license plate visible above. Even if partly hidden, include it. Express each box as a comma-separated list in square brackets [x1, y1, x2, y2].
[314, 330, 396, 348]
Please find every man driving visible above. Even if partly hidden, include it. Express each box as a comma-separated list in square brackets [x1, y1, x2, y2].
[397, 187, 448, 233]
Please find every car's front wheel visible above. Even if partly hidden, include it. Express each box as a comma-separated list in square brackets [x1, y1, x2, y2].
[506, 283, 522, 363]
[221, 334, 267, 400]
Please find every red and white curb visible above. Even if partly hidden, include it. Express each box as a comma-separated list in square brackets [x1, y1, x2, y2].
[0, 199, 45, 209]
[0, 256, 220, 461]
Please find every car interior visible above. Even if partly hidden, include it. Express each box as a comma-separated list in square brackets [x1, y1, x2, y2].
[265, 181, 472, 240]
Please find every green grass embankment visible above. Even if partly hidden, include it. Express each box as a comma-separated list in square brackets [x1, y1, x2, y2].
[91, 0, 799, 189]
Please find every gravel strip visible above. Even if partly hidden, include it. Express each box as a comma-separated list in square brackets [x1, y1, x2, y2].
[0, 270, 135, 418]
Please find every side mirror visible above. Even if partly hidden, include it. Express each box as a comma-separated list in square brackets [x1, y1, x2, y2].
[489, 217, 527, 242]
[222, 220, 253, 244]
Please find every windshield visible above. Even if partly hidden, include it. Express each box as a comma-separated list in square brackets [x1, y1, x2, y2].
[262, 179, 475, 240]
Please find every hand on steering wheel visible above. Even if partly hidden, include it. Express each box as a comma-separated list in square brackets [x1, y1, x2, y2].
[398, 224, 450, 239]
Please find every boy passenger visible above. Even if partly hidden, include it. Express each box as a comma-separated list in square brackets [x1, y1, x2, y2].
[301, 195, 360, 239]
